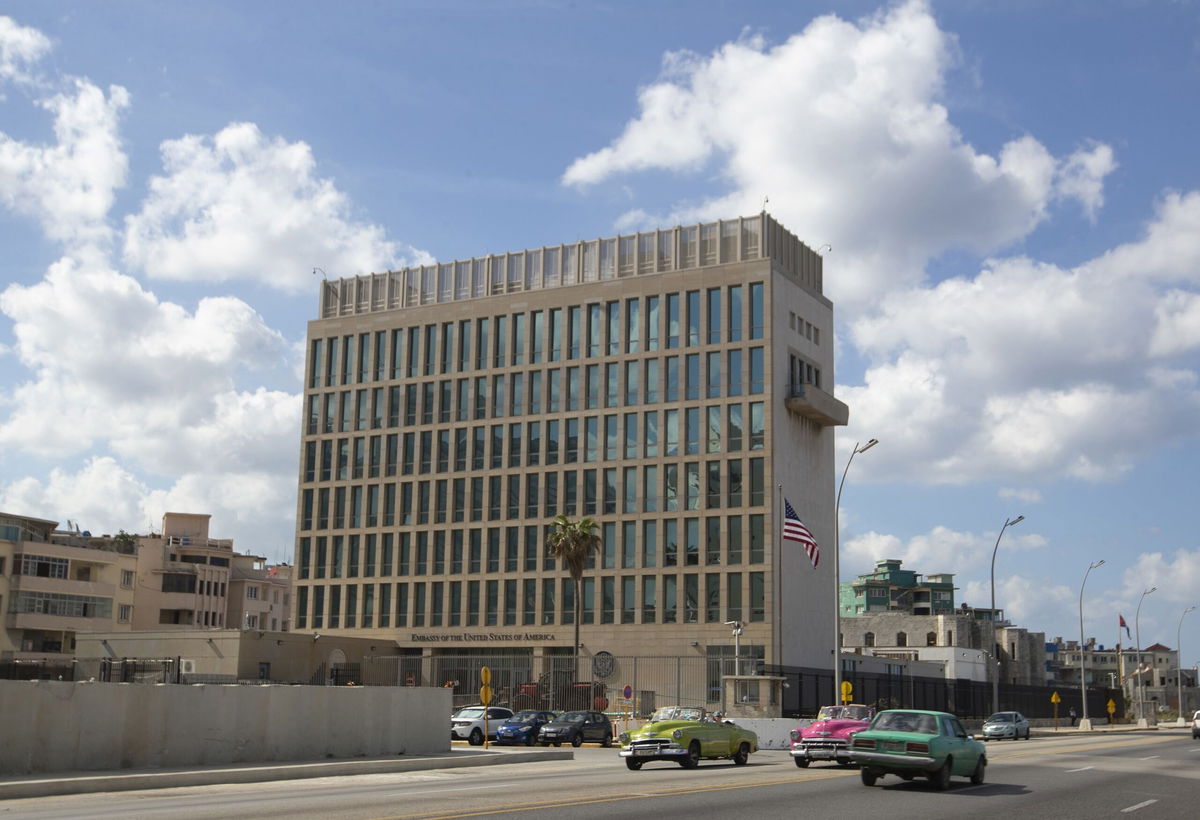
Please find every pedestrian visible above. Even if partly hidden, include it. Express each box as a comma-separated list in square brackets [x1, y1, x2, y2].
[1069, 706, 1077, 727]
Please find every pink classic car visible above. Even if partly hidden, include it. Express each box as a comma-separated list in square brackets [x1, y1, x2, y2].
[790, 704, 875, 767]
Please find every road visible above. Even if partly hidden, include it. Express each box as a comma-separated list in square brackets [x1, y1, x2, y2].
[3, 732, 1197, 819]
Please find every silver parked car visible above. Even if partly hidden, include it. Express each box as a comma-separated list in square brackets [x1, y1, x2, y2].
[981, 711, 1031, 740]
[1191, 710, 1200, 740]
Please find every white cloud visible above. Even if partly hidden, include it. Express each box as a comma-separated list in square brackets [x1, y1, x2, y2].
[562, 0, 1115, 308]
[0, 457, 151, 535]
[0, 15, 51, 85]
[998, 487, 1041, 504]
[123, 122, 432, 292]
[961, 575, 1075, 634]
[842, 524, 1046, 579]
[0, 79, 130, 245]
[841, 189, 1200, 483]
[1120, 550, 1200, 608]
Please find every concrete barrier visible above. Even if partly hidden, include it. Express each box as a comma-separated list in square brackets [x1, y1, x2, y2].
[0, 680, 450, 775]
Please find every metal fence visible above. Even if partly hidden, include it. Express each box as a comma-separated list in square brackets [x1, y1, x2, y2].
[769, 664, 1124, 720]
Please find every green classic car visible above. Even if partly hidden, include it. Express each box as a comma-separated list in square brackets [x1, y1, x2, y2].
[849, 709, 986, 790]
[618, 706, 758, 770]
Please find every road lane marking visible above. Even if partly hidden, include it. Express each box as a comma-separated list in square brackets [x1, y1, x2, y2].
[1137, 756, 1159, 760]
[383, 785, 510, 797]
[375, 772, 851, 820]
[1066, 766, 1094, 772]
[1121, 799, 1158, 812]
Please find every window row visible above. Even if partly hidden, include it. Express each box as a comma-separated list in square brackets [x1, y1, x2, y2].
[296, 514, 769, 581]
[299, 458, 767, 531]
[303, 403, 767, 482]
[308, 284, 766, 388]
[304, 349, 767, 435]
[294, 571, 767, 630]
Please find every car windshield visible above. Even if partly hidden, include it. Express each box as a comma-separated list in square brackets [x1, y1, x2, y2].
[649, 706, 705, 722]
[509, 711, 541, 723]
[560, 711, 588, 722]
[453, 708, 485, 720]
[818, 705, 873, 721]
[986, 713, 1013, 723]
[872, 712, 938, 734]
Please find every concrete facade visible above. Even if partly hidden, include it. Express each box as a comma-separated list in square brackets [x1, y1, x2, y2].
[0, 679, 449, 774]
[75, 629, 393, 683]
[293, 214, 847, 677]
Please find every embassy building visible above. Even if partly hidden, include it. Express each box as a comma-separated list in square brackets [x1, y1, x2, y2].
[292, 213, 848, 684]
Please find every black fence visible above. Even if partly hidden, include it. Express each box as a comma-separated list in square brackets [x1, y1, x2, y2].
[0, 659, 76, 681]
[770, 664, 1123, 720]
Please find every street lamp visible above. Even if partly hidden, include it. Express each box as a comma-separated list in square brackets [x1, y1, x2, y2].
[1177, 606, 1195, 724]
[724, 620, 744, 676]
[833, 438, 878, 706]
[1078, 559, 1105, 729]
[1135, 586, 1157, 724]
[989, 515, 1025, 714]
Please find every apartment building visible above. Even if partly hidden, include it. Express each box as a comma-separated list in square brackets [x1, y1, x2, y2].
[839, 559, 956, 616]
[292, 213, 847, 672]
[228, 557, 292, 632]
[1, 512, 138, 660]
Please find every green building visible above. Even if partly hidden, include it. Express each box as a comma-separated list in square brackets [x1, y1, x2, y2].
[839, 559, 956, 617]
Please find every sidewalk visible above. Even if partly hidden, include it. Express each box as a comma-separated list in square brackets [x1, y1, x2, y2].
[0, 747, 573, 801]
[1032, 723, 1183, 736]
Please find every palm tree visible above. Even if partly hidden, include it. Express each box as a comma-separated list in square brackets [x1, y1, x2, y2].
[547, 514, 600, 656]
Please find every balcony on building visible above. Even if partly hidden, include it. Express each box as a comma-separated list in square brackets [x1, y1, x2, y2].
[784, 381, 849, 427]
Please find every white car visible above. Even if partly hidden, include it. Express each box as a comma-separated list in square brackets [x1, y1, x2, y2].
[1191, 710, 1200, 740]
[451, 705, 514, 745]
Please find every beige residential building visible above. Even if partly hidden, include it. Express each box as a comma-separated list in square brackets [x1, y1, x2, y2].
[132, 513, 235, 630]
[1, 512, 138, 661]
[293, 213, 847, 676]
[228, 556, 292, 632]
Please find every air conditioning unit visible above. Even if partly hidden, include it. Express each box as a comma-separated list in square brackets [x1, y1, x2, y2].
[180, 659, 197, 675]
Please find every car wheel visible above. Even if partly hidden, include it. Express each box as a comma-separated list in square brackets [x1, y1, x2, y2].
[571, 733, 584, 748]
[602, 732, 613, 748]
[1025, 728, 1031, 740]
[553, 742, 561, 747]
[733, 743, 750, 766]
[932, 758, 952, 791]
[679, 740, 701, 769]
[970, 756, 986, 785]
[469, 728, 484, 746]
[860, 768, 877, 787]
[793, 757, 810, 768]
[625, 758, 643, 771]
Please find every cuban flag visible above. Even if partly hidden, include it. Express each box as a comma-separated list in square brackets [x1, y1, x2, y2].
[1119, 614, 1131, 641]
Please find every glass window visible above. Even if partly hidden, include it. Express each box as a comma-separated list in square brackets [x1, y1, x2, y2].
[626, 298, 641, 353]
[645, 359, 659, 404]
[643, 520, 657, 568]
[642, 576, 657, 623]
[727, 516, 742, 564]
[750, 572, 765, 621]
[666, 293, 680, 349]
[588, 303, 602, 357]
[607, 301, 620, 355]
[749, 458, 764, 506]
[664, 409, 679, 456]
[706, 352, 721, 399]
[530, 311, 544, 364]
[625, 360, 640, 405]
[749, 348, 764, 394]
[686, 290, 700, 347]
[646, 296, 660, 351]
[750, 402, 765, 449]
[605, 362, 619, 407]
[685, 353, 700, 400]
[643, 411, 659, 457]
[643, 465, 658, 512]
[749, 282, 764, 339]
[685, 407, 700, 454]
[665, 356, 679, 402]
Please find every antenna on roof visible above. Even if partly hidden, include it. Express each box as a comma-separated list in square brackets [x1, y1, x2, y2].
[313, 267, 327, 279]
[761, 195, 769, 213]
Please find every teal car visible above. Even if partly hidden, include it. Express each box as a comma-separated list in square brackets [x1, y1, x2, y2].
[849, 709, 986, 790]
[618, 706, 758, 770]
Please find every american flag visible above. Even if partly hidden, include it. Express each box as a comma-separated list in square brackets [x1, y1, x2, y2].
[783, 498, 819, 568]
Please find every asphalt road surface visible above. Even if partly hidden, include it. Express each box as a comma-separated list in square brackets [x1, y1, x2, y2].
[3, 732, 1197, 820]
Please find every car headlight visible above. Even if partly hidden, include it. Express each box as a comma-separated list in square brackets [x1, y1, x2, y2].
[618, 732, 629, 744]
[672, 729, 683, 740]
[789, 728, 801, 742]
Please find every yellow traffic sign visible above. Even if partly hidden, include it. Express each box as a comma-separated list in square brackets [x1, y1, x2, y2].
[480, 683, 493, 705]
[1051, 691, 1061, 704]
[480, 665, 492, 685]
[841, 681, 853, 703]
[1106, 698, 1116, 715]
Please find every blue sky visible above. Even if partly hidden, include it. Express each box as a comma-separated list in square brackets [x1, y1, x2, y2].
[1, 1, 1198, 669]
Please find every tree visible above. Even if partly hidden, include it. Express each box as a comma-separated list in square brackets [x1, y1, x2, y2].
[546, 514, 600, 655]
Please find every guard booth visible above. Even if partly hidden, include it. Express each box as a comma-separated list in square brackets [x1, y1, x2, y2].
[721, 674, 786, 718]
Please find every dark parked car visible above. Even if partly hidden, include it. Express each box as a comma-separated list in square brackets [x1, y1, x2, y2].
[537, 709, 613, 747]
[494, 710, 559, 746]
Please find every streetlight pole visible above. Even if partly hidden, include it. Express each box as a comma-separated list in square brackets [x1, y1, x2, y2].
[989, 515, 1024, 715]
[1078, 559, 1105, 729]
[1177, 606, 1195, 724]
[833, 438, 877, 707]
[1135, 587, 1157, 724]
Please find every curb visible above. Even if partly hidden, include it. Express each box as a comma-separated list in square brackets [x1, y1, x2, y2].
[0, 748, 574, 801]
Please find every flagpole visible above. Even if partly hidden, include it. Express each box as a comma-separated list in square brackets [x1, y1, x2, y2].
[776, 483, 783, 674]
